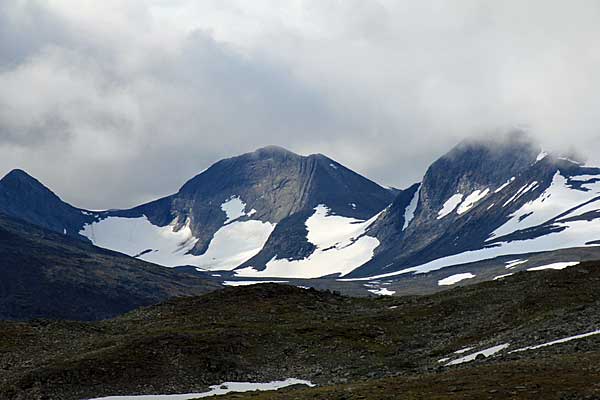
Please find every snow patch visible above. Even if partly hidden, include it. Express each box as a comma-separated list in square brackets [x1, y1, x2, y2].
[221, 196, 255, 224]
[437, 194, 463, 219]
[493, 273, 514, 280]
[527, 261, 579, 271]
[438, 273, 475, 286]
[536, 151, 548, 162]
[87, 378, 315, 400]
[457, 189, 489, 214]
[368, 287, 396, 296]
[193, 220, 276, 270]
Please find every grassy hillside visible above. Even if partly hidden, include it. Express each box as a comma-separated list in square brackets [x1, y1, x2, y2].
[0, 213, 221, 320]
[2, 261, 600, 399]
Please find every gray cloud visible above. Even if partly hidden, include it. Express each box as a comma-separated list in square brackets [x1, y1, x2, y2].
[1, 1, 600, 209]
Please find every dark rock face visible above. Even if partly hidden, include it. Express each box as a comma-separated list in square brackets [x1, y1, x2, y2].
[0, 169, 94, 238]
[240, 209, 317, 270]
[0, 214, 221, 321]
[121, 146, 394, 257]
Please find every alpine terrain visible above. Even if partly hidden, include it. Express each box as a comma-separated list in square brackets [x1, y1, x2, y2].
[2, 136, 600, 296]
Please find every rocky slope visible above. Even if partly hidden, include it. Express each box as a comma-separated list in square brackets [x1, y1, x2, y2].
[2, 261, 600, 399]
[0, 213, 220, 320]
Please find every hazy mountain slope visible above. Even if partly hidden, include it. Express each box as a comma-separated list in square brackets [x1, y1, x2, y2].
[348, 135, 600, 279]
[0, 213, 220, 321]
[2, 262, 600, 399]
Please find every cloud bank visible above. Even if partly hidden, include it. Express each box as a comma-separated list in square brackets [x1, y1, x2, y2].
[1, 0, 600, 208]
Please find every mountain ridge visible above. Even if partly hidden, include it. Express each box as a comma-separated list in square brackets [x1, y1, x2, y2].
[4, 138, 600, 294]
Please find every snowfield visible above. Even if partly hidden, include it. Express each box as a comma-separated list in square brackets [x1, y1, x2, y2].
[80, 216, 199, 267]
[81, 196, 275, 270]
[235, 205, 381, 279]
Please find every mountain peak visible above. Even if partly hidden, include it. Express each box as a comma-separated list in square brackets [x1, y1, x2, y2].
[0, 169, 57, 197]
[250, 145, 298, 158]
[1, 168, 40, 184]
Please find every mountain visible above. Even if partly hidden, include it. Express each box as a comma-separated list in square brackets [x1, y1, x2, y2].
[4, 138, 600, 295]
[0, 213, 220, 321]
[0, 169, 94, 238]
[347, 134, 600, 281]
[3, 262, 600, 399]
[79, 146, 395, 275]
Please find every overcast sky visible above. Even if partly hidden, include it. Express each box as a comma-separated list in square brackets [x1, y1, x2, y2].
[1, 1, 600, 209]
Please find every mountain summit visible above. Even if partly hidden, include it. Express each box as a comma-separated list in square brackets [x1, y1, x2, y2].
[78, 146, 395, 273]
[0, 169, 93, 237]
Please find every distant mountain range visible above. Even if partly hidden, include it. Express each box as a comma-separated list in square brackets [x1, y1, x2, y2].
[2, 134, 600, 298]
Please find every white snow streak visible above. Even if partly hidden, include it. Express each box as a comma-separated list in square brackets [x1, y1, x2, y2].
[511, 330, 600, 353]
[402, 185, 420, 230]
[527, 261, 579, 271]
[446, 344, 510, 366]
[86, 378, 315, 400]
[505, 259, 528, 269]
[223, 281, 289, 286]
[438, 273, 475, 286]
[494, 177, 515, 193]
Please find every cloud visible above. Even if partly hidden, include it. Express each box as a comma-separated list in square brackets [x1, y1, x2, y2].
[1, 0, 600, 208]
